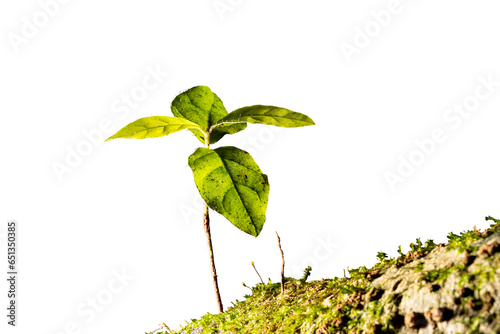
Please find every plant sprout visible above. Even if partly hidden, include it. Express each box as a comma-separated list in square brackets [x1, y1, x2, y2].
[105, 85, 315, 312]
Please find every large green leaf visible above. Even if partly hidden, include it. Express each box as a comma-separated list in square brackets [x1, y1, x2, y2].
[213, 105, 315, 129]
[171, 86, 246, 144]
[188, 146, 270, 237]
[105, 116, 202, 141]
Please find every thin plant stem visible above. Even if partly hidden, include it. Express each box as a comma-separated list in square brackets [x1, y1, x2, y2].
[276, 231, 285, 295]
[202, 131, 223, 313]
[251, 262, 264, 284]
[203, 201, 223, 313]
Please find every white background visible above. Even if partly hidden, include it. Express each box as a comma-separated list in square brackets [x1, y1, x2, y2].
[1, 0, 500, 333]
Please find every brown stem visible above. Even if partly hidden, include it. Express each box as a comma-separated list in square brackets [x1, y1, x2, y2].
[251, 262, 264, 284]
[203, 202, 223, 313]
[276, 231, 285, 295]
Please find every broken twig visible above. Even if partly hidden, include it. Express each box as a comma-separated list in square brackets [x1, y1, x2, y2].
[251, 261, 264, 284]
[276, 231, 285, 295]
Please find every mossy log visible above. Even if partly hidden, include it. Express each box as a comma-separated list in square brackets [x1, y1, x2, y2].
[171, 219, 500, 334]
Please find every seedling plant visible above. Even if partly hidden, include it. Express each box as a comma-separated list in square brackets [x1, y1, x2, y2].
[106, 86, 315, 312]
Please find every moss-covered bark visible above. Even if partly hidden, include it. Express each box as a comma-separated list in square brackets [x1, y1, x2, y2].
[163, 218, 500, 334]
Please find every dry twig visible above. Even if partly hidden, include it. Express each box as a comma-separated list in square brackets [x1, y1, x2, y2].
[252, 261, 264, 284]
[276, 231, 285, 295]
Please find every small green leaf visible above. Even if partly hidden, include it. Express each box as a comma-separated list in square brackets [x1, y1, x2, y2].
[105, 116, 202, 141]
[213, 105, 315, 129]
[188, 146, 269, 237]
[171, 86, 246, 144]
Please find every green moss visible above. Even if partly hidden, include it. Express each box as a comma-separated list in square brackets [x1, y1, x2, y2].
[410, 238, 437, 254]
[376, 252, 388, 262]
[459, 259, 498, 290]
[447, 216, 500, 254]
[461, 313, 499, 334]
[300, 266, 312, 284]
[166, 276, 379, 333]
[412, 263, 424, 272]
[447, 230, 482, 253]
[419, 264, 466, 284]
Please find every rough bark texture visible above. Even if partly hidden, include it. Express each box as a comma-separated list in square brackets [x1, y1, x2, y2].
[367, 232, 500, 333]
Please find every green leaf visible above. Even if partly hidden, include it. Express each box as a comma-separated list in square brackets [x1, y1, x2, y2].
[105, 116, 202, 141]
[171, 86, 246, 144]
[215, 122, 247, 135]
[213, 105, 315, 129]
[188, 146, 270, 237]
